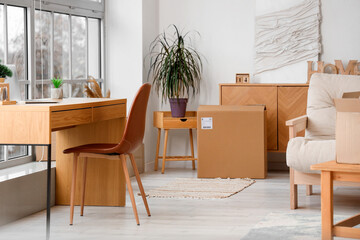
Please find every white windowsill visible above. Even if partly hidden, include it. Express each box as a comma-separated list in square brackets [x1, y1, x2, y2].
[0, 162, 56, 183]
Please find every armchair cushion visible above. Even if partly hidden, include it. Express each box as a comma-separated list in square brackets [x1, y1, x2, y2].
[286, 137, 336, 173]
[305, 73, 360, 140]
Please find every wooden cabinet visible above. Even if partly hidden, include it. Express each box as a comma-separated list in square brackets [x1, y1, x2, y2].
[220, 84, 308, 152]
[277, 87, 308, 151]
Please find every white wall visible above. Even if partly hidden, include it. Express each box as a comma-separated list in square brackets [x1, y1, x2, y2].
[321, 0, 360, 63]
[106, 0, 143, 111]
[107, 0, 360, 171]
[106, 0, 160, 171]
[142, 0, 160, 171]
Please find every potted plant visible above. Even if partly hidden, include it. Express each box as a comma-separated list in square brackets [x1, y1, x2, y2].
[0, 60, 13, 83]
[149, 25, 203, 117]
[51, 77, 63, 99]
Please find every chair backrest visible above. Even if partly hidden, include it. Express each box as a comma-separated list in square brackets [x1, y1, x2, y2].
[305, 73, 360, 140]
[116, 83, 151, 153]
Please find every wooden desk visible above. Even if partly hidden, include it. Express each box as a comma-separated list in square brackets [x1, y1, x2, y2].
[0, 98, 127, 238]
[153, 111, 197, 174]
[311, 161, 360, 240]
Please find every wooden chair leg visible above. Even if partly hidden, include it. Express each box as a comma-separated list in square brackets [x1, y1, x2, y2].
[128, 153, 151, 217]
[154, 128, 161, 171]
[189, 129, 196, 170]
[290, 168, 298, 210]
[161, 129, 169, 174]
[121, 154, 140, 225]
[306, 185, 313, 196]
[70, 153, 79, 225]
[80, 157, 88, 216]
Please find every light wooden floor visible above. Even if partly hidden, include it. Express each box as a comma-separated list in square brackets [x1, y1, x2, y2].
[0, 169, 359, 240]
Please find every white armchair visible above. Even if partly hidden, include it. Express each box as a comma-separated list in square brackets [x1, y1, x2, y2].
[286, 73, 360, 209]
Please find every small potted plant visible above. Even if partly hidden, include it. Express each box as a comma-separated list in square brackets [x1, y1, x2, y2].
[51, 77, 63, 99]
[148, 25, 203, 117]
[0, 60, 13, 83]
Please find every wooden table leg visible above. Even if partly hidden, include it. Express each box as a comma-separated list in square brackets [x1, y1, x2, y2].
[161, 129, 169, 174]
[306, 185, 313, 196]
[321, 171, 334, 240]
[154, 128, 161, 171]
[189, 129, 196, 170]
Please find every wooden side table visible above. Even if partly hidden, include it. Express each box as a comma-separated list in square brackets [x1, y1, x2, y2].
[153, 111, 197, 174]
[311, 161, 360, 240]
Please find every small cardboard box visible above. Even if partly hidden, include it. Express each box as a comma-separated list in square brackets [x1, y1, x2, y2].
[334, 92, 360, 164]
[197, 105, 267, 179]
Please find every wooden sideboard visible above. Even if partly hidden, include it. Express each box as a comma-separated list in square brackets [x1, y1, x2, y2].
[219, 83, 308, 152]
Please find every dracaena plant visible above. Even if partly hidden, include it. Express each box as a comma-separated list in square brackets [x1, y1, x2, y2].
[148, 25, 203, 102]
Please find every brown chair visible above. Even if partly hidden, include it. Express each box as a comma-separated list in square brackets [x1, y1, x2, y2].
[63, 83, 152, 226]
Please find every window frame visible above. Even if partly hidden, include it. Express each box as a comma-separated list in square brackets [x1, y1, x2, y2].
[0, 0, 106, 168]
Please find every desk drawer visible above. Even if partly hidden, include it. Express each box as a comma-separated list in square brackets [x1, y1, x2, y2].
[93, 104, 126, 122]
[51, 108, 92, 129]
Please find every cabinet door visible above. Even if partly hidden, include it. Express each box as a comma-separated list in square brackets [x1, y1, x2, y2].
[221, 86, 278, 150]
[278, 87, 308, 151]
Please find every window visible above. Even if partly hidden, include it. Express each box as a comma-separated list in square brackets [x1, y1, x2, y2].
[34, 13, 103, 98]
[0, 4, 28, 167]
[0, 0, 105, 169]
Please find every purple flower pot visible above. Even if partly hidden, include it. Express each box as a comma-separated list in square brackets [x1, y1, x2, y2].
[169, 98, 188, 117]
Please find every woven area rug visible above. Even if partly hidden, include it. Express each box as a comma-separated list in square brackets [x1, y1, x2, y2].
[143, 178, 255, 199]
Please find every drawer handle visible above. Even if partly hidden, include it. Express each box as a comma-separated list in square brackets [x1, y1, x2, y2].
[180, 118, 187, 122]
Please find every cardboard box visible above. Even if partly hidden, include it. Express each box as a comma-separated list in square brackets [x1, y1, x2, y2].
[197, 105, 267, 179]
[334, 92, 360, 164]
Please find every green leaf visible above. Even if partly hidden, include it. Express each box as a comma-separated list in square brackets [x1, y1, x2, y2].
[51, 77, 63, 88]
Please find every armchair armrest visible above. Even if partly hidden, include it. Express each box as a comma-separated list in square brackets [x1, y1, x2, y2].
[286, 115, 308, 139]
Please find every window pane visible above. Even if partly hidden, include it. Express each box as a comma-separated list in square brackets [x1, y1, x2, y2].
[7, 6, 25, 80]
[35, 10, 51, 81]
[35, 83, 51, 99]
[72, 16, 86, 79]
[88, 18, 100, 79]
[54, 13, 70, 79]
[8, 146, 27, 159]
[71, 83, 84, 97]
[0, 5, 4, 62]
[7, 6, 27, 160]
[0, 147, 4, 162]
[61, 83, 70, 98]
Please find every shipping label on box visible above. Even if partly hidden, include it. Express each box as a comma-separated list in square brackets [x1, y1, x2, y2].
[201, 117, 213, 129]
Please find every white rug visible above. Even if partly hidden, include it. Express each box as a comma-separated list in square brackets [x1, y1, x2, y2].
[143, 178, 255, 199]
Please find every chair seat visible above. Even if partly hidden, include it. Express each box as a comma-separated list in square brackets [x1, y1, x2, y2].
[286, 137, 336, 173]
[63, 143, 119, 154]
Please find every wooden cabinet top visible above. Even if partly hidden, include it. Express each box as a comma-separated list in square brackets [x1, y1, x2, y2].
[220, 83, 309, 87]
